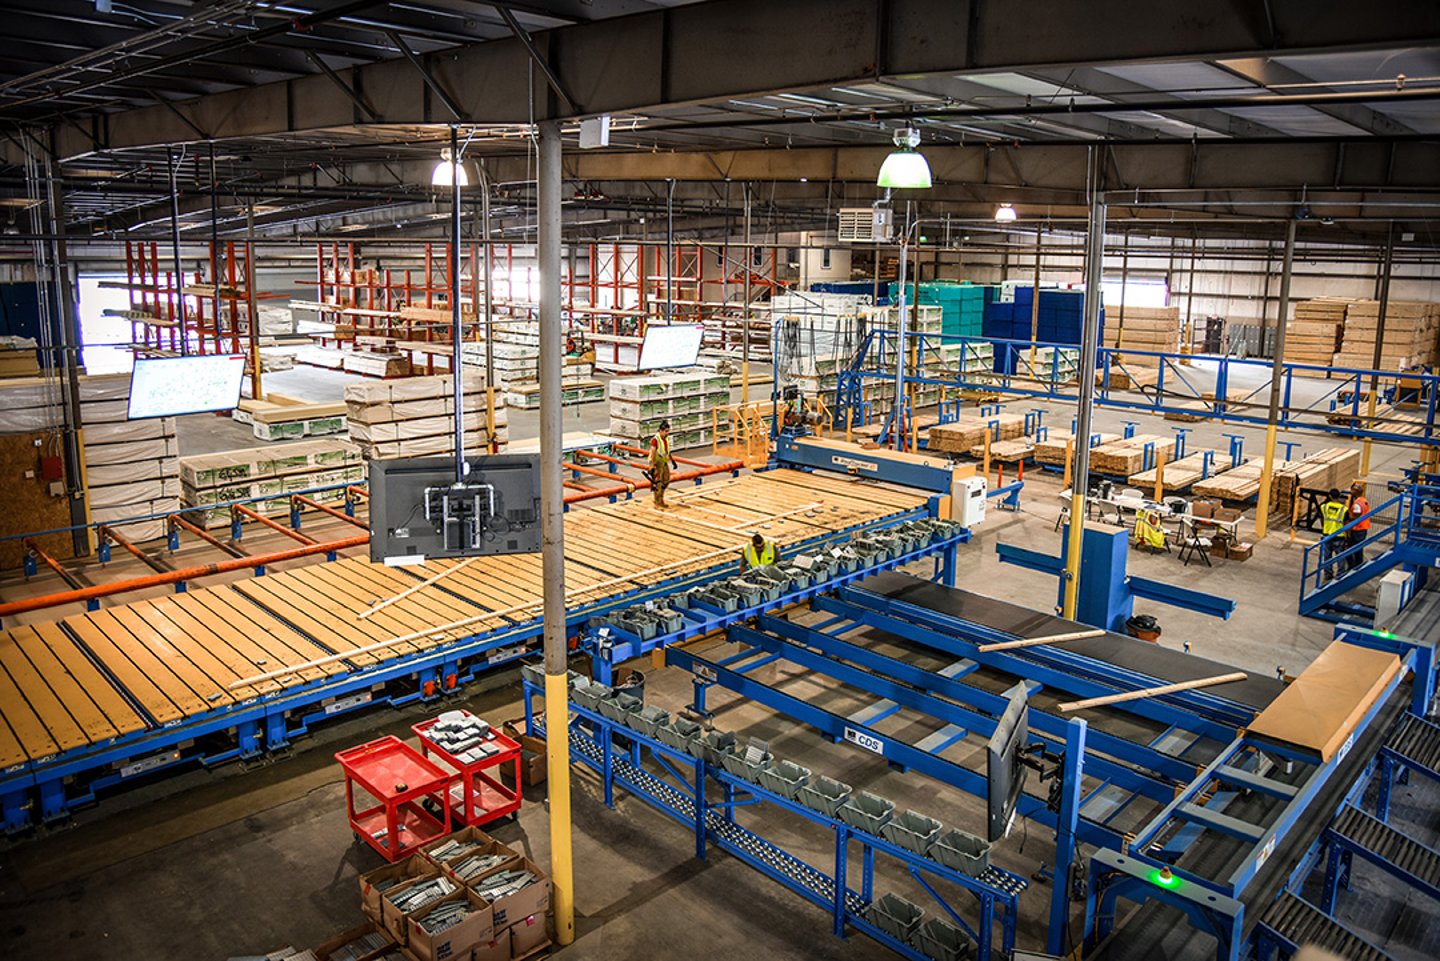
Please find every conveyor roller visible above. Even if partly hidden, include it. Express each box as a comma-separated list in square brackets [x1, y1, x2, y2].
[1386, 712, 1440, 776]
[1331, 805, 1440, 891]
[1258, 892, 1389, 961]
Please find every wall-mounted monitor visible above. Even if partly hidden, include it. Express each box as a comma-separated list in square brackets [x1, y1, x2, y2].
[638, 323, 704, 370]
[369, 454, 542, 565]
[986, 683, 1031, 842]
[127, 354, 246, 419]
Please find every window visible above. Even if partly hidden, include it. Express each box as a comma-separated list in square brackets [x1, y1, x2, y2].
[821, 248, 832, 270]
[1101, 276, 1169, 308]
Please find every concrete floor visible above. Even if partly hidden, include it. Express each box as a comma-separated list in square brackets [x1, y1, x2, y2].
[0, 366, 1428, 960]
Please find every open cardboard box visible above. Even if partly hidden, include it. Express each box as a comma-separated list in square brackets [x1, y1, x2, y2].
[360, 858, 437, 924]
[418, 826, 498, 870]
[406, 888, 495, 961]
[473, 857, 551, 930]
[437, 840, 522, 887]
[382, 874, 460, 945]
[315, 921, 397, 961]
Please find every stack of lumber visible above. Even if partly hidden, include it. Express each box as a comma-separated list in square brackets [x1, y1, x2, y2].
[1284, 298, 1348, 372]
[1128, 450, 1223, 491]
[1103, 305, 1181, 365]
[967, 437, 1034, 462]
[345, 371, 507, 459]
[233, 393, 347, 441]
[1274, 448, 1362, 518]
[461, 340, 539, 387]
[1192, 458, 1293, 502]
[1097, 365, 1159, 391]
[1034, 430, 1121, 466]
[0, 373, 181, 542]
[924, 412, 1026, 454]
[607, 370, 732, 450]
[0, 337, 40, 378]
[180, 439, 364, 527]
[1089, 434, 1177, 476]
[1336, 300, 1438, 370]
[505, 355, 603, 410]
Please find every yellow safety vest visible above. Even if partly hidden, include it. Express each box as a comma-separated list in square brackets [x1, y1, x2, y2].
[1136, 511, 1165, 549]
[651, 434, 671, 466]
[743, 541, 777, 567]
[1320, 500, 1346, 536]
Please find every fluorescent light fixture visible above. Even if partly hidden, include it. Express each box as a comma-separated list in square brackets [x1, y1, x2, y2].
[431, 147, 469, 187]
[876, 127, 931, 189]
[994, 203, 1018, 223]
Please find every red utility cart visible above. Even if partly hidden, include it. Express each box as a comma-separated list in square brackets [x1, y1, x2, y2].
[336, 735, 453, 862]
[412, 710, 523, 827]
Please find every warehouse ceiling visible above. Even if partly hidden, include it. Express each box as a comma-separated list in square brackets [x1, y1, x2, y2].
[1, 0, 1439, 245]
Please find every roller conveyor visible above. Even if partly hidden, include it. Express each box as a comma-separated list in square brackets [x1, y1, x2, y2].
[1329, 805, 1440, 892]
[1385, 711, 1440, 777]
[1257, 893, 1390, 961]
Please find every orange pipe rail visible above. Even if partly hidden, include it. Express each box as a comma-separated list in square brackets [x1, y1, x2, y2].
[291, 494, 369, 528]
[232, 504, 317, 545]
[23, 539, 84, 591]
[0, 532, 371, 619]
[565, 460, 637, 488]
[612, 442, 721, 469]
[98, 525, 169, 574]
[169, 515, 248, 559]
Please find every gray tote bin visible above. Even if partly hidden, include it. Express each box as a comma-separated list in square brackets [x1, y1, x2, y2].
[837, 791, 895, 834]
[756, 760, 812, 800]
[598, 691, 642, 723]
[688, 729, 735, 765]
[656, 717, 703, 753]
[796, 774, 852, 817]
[721, 747, 773, 783]
[916, 917, 973, 961]
[931, 828, 991, 877]
[626, 705, 670, 738]
[571, 679, 612, 711]
[882, 810, 943, 855]
[866, 892, 923, 944]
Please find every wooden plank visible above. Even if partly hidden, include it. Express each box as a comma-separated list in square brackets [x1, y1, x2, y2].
[104, 606, 237, 710]
[29, 622, 147, 740]
[976, 629, 1106, 653]
[0, 636, 62, 761]
[63, 615, 190, 723]
[183, 590, 341, 688]
[0, 629, 94, 752]
[5, 626, 122, 746]
[1058, 673, 1249, 712]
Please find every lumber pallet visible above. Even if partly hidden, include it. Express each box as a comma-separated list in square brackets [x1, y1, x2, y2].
[1034, 431, 1121, 466]
[1089, 434, 1177, 475]
[1191, 459, 1294, 502]
[1127, 450, 1226, 491]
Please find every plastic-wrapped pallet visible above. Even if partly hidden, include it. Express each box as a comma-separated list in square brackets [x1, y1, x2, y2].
[179, 439, 365, 527]
[607, 369, 732, 450]
[345, 371, 507, 458]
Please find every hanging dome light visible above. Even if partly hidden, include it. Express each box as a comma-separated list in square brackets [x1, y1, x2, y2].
[876, 128, 932, 189]
[431, 147, 470, 187]
[994, 203, 1018, 223]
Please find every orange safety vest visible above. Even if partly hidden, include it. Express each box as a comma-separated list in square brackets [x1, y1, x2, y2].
[1350, 496, 1371, 532]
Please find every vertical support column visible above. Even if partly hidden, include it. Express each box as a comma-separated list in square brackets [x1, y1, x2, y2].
[892, 209, 911, 452]
[1361, 224, 1395, 476]
[480, 162, 498, 453]
[1027, 225, 1042, 366]
[742, 185, 752, 407]
[166, 146, 188, 355]
[449, 125, 466, 481]
[1047, 718, 1088, 955]
[537, 120, 575, 949]
[1063, 152, 1104, 621]
[1254, 218, 1297, 540]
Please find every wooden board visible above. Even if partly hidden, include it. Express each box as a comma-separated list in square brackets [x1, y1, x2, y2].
[1089, 434, 1177, 475]
[0, 432, 75, 570]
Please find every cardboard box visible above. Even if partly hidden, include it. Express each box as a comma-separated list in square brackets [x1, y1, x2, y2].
[1227, 542, 1254, 561]
[360, 858, 437, 924]
[437, 840, 522, 887]
[418, 827, 498, 871]
[474, 858, 551, 930]
[383, 875, 460, 945]
[507, 915, 549, 959]
[407, 889, 495, 961]
[471, 926, 512, 961]
[501, 723, 547, 787]
[1213, 506, 1242, 522]
[1190, 499, 1216, 519]
[315, 921, 397, 961]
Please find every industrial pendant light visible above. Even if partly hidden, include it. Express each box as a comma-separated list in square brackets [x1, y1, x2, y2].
[431, 147, 469, 187]
[876, 128, 932, 189]
[994, 203, 1018, 223]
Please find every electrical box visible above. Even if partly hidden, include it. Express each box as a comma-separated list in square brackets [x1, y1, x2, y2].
[953, 475, 987, 527]
[1375, 569, 1415, 628]
[837, 206, 893, 243]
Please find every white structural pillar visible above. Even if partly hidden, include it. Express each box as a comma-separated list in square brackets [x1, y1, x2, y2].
[537, 120, 575, 947]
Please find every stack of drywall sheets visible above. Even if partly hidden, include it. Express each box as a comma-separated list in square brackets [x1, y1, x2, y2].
[460, 340, 539, 387]
[504, 379, 606, 411]
[1336, 300, 1438, 371]
[235, 397, 348, 441]
[1034, 430, 1121, 466]
[179, 439, 364, 526]
[1103, 305, 1181, 365]
[607, 370, 732, 450]
[1088, 434, 1178, 475]
[1284, 298, 1349, 373]
[346, 371, 507, 459]
[0, 374, 180, 543]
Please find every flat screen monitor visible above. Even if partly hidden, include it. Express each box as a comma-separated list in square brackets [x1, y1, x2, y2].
[638, 323, 704, 370]
[986, 683, 1031, 842]
[369, 454, 542, 564]
[127, 354, 246, 419]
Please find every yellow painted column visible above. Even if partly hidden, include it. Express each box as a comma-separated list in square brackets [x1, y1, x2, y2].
[544, 671, 575, 945]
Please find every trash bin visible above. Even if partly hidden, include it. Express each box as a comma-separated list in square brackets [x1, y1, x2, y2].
[797, 774, 852, 816]
[915, 917, 973, 961]
[1126, 614, 1162, 643]
[837, 791, 895, 834]
[756, 759, 812, 800]
[882, 810, 943, 855]
[866, 892, 923, 944]
[931, 828, 991, 877]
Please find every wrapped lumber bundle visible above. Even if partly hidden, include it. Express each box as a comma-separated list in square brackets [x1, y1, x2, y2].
[1034, 430, 1120, 466]
[1192, 459, 1295, 502]
[1284, 298, 1349, 374]
[1336, 300, 1438, 371]
[1102, 305, 1181, 366]
[1088, 434, 1177, 475]
[1273, 448, 1362, 518]
[180, 439, 363, 527]
[923, 413, 1026, 454]
[345, 371, 507, 458]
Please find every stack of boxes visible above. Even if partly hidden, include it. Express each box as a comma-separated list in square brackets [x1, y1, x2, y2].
[887, 281, 995, 338]
[179, 439, 364, 527]
[346, 372, 508, 459]
[983, 288, 1092, 377]
[1337, 300, 1438, 371]
[607, 370, 731, 450]
[360, 826, 551, 961]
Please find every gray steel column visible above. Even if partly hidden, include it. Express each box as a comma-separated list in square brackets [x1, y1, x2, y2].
[536, 119, 575, 946]
[450, 125, 466, 481]
[1253, 218, 1297, 538]
[892, 228, 910, 452]
[166, 147, 188, 355]
[480, 162, 497, 452]
[1361, 223, 1396, 475]
[742, 185, 752, 405]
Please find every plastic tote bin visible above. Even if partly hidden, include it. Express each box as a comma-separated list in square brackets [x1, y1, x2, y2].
[882, 810, 943, 855]
[656, 717, 703, 753]
[838, 791, 895, 834]
[797, 774, 852, 816]
[571, 679, 612, 711]
[916, 917, 973, 961]
[866, 892, 923, 944]
[931, 828, 991, 877]
[756, 760, 812, 800]
[598, 692, 642, 723]
[626, 705, 670, 738]
[520, 663, 544, 687]
[688, 730, 736, 766]
[721, 743, 774, 782]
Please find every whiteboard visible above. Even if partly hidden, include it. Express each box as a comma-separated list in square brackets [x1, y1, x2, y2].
[127, 355, 246, 419]
[638, 324, 704, 370]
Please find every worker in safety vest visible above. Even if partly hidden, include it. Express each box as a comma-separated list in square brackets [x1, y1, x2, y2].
[1346, 482, 1371, 571]
[1134, 508, 1166, 552]
[649, 420, 676, 509]
[741, 533, 778, 572]
[1319, 488, 1348, 581]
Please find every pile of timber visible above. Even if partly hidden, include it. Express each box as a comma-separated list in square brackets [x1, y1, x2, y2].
[925, 412, 1026, 454]
[345, 370, 507, 459]
[1103, 305, 1181, 366]
[1274, 448, 1362, 518]
[1192, 459, 1295, 502]
[1097, 365, 1160, 391]
[1089, 433, 1178, 475]
[233, 393, 347, 441]
[1283, 298, 1348, 373]
[1035, 430, 1121, 466]
[1128, 450, 1224, 491]
[1336, 300, 1439, 371]
[966, 437, 1034, 462]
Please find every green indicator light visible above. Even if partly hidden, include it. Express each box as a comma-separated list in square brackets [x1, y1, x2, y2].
[1150, 867, 1181, 888]
[1378, 630, 1395, 639]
